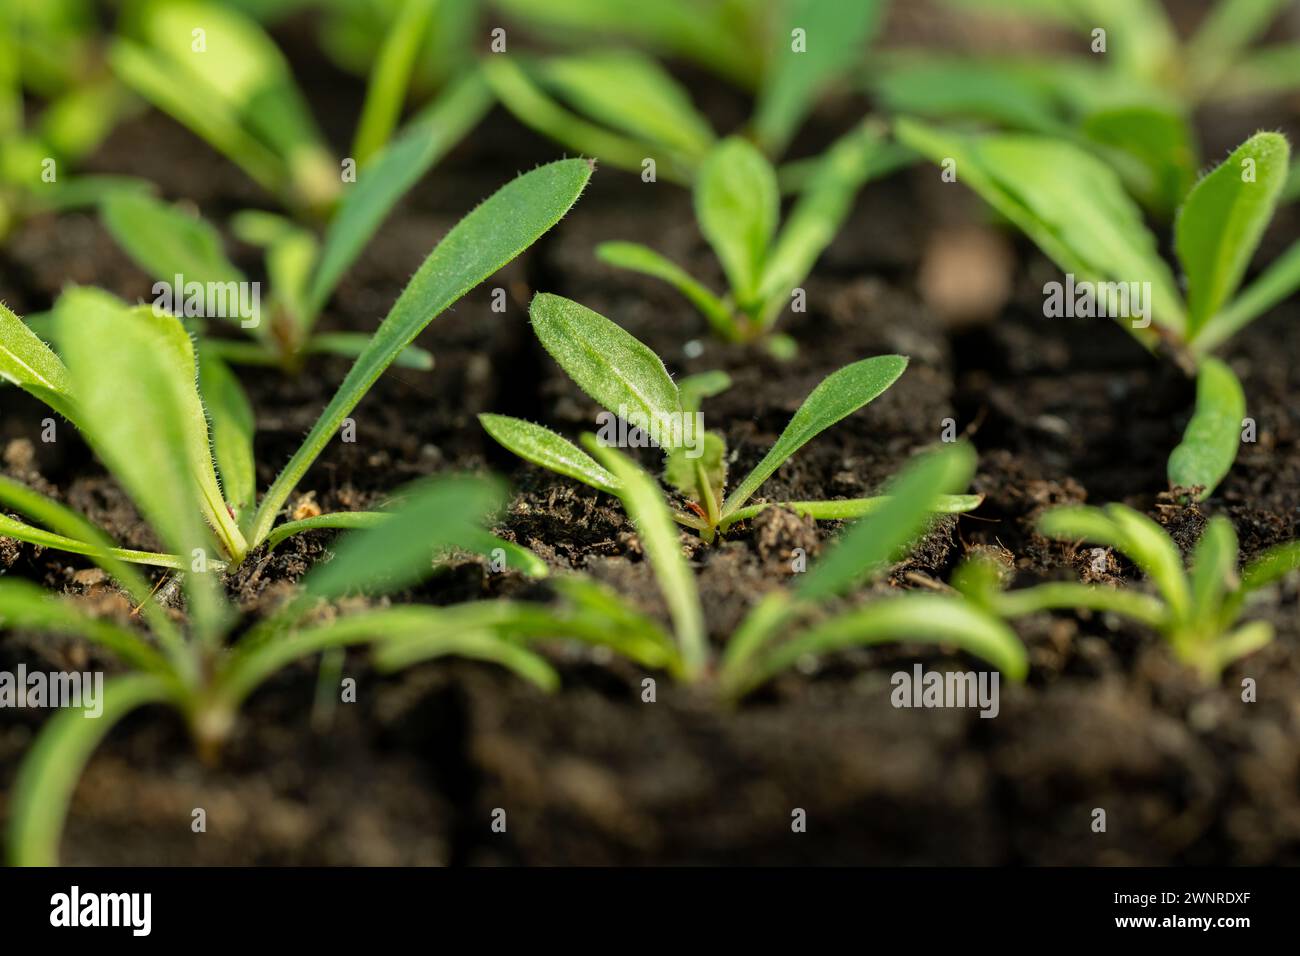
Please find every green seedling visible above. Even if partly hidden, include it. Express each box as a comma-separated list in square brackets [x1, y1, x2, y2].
[96, 69, 491, 372]
[486, 1, 883, 176]
[0, 1, 146, 238]
[111, 0, 481, 221]
[345, 442, 1024, 701]
[954, 502, 1300, 682]
[4, 473, 551, 866]
[0, 158, 591, 565]
[480, 293, 980, 542]
[598, 128, 890, 348]
[899, 121, 1296, 499]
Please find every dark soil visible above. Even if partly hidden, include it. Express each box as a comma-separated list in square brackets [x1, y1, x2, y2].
[2, 7, 1300, 865]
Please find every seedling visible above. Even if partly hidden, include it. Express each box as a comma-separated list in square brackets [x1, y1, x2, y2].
[480, 293, 981, 542]
[347, 443, 1025, 701]
[96, 69, 491, 372]
[0, 158, 591, 565]
[487, 0, 883, 170]
[954, 502, 1300, 682]
[899, 121, 1297, 499]
[3, 474, 551, 866]
[598, 128, 891, 349]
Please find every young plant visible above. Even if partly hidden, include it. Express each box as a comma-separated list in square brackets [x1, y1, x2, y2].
[4, 473, 550, 866]
[954, 503, 1300, 682]
[96, 69, 491, 372]
[0, 158, 591, 566]
[597, 126, 891, 349]
[354, 442, 1025, 701]
[480, 293, 981, 543]
[898, 121, 1296, 499]
[486, 0, 883, 168]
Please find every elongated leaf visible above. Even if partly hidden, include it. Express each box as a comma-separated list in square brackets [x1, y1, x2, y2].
[721, 492, 982, 530]
[585, 438, 707, 679]
[0, 302, 78, 423]
[529, 293, 682, 436]
[373, 629, 560, 691]
[1241, 540, 1300, 591]
[304, 475, 507, 600]
[350, 0, 439, 166]
[873, 56, 1068, 135]
[479, 413, 618, 493]
[723, 355, 907, 515]
[249, 159, 593, 547]
[56, 291, 245, 563]
[483, 56, 691, 184]
[695, 137, 779, 307]
[1176, 132, 1289, 335]
[1167, 357, 1246, 501]
[8, 674, 176, 866]
[595, 241, 736, 339]
[1080, 105, 1196, 216]
[540, 50, 714, 157]
[1189, 515, 1239, 624]
[198, 351, 257, 521]
[1196, 237, 1300, 352]
[306, 332, 434, 370]
[736, 593, 1028, 698]
[989, 581, 1168, 629]
[753, 0, 883, 153]
[796, 443, 977, 601]
[100, 192, 245, 290]
[309, 71, 492, 317]
[896, 119, 1186, 338]
[0, 579, 172, 676]
[758, 120, 887, 318]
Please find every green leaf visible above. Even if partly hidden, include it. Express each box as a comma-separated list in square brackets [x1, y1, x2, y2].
[989, 580, 1168, 629]
[530, 293, 683, 437]
[895, 119, 1186, 338]
[1241, 540, 1300, 591]
[114, 0, 336, 210]
[483, 56, 692, 184]
[753, 0, 883, 154]
[310, 70, 492, 317]
[1186, 0, 1292, 93]
[306, 332, 434, 370]
[7, 673, 176, 866]
[373, 628, 561, 691]
[595, 241, 736, 340]
[0, 301, 78, 424]
[0, 578, 174, 677]
[479, 413, 619, 494]
[198, 351, 257, 521]
[873, 56, 1068, 135]
[758, 120, 887, 319]
[350, 0, 439, 166]
[1176, 132, 1290, 336]
[1167, 357, 1246, 501]
[1189, 516, 1239, 624]
[723, 355, 907, 515]
[694, 137, 779, 308]
[303, 475, 507, 600]
[677, 370, 732, 412]
[99, 191, 246, 291]
[663, 431, 726, 505]
[539, 50, 714, 158]
[55, 290, 245, 575]
[735, 593, 1028, 698]
[248, 158, 592, 548]
[585, 438, 707, 679]
[1080, 105, 1196, 216]
[796, 442, 976, 602]
[720, 492, 982, 530]
[1195, 237, 1300, 352]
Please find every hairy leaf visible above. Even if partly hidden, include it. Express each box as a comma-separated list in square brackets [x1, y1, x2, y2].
[724, 355, 907, 515]
[479, 413, 619, 493]
[0, 302, 78, 423]
[1167, 357, 1246, 500]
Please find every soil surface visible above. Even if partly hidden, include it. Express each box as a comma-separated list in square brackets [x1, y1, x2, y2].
[2, 6, 1299, 865]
